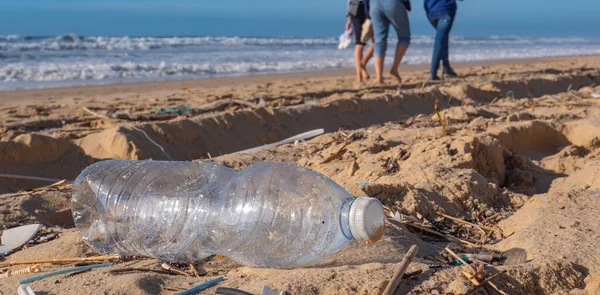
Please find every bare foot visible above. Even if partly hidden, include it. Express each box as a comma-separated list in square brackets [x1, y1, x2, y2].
[360, 65, 370, 80]
[390, 69, 402, 84]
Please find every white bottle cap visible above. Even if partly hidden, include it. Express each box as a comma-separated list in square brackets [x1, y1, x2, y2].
[349, 197, 385, 241]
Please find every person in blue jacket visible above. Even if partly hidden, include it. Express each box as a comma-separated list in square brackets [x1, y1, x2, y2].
[425, 0, 458, 80]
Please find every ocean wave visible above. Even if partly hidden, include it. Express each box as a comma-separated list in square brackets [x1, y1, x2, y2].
[0, 60, 354, 83]
[0, 35, 341, 52]
[1, 34, 598, 52]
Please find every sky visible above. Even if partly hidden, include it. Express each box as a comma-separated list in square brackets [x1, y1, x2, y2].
[0, 0, 598, 37]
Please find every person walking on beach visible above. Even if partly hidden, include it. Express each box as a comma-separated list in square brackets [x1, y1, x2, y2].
[365, 0, 411, 85]
[346, 0, 375, 85]
[425, 0, 458, 80]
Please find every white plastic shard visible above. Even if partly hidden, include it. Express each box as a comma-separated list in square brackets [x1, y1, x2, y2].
[0, 224, 42, 256]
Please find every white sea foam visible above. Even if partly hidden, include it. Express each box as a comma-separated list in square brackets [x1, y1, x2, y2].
[1, 34, 600, 90]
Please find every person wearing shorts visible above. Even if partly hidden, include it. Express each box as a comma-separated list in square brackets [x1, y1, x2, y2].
[346, 0, 375, 85]
[365, 0, 411, 85]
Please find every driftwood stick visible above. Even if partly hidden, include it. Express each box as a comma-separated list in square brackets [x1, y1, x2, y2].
[0, 255, 121, 266]
[383, 245, 419, 295]
[465, 270, 508, 295]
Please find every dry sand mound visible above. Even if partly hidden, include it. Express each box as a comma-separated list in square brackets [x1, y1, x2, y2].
[549, 160, 600, 193]
[496, 189, 600, 272]
[487, 121, 571, 159]
[401, 259, 586, 295]
[562, 119, 600, 149]
[0, 134, 93, 193]
[362, 166, 506, 219]
[400, 135, 508, 183]
[76, 126, 150, 160]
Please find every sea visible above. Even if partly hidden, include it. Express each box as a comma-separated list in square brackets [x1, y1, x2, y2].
[1, 34, 600, 91]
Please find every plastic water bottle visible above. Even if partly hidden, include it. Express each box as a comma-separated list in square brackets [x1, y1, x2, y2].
[72, 160, 385, 268]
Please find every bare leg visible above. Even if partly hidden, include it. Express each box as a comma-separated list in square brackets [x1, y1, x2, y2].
[390, 44, 408, 84]
[360, 43, 375, 80]
[374, 56, 385, 85]
[354, 44, 365, 84]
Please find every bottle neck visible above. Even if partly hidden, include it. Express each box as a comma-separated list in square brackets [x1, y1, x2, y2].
[340, 197, 356, 240]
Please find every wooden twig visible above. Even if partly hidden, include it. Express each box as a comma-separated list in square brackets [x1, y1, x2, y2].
[434, 99, 448, 136]
[487, 281, 508, 295]
[320, 142, 350, 164]
[82, 106, 113, 120]
[161, 263, 190, 277]
[232, 99, 259, 109]
[383, 245, 419, 295]
[465, 270, 508, 295]
[403, 222, 482, 249]
[0, 255, 121, 266]
[110, 268, 175, 276]
[438, 213, 498, 236]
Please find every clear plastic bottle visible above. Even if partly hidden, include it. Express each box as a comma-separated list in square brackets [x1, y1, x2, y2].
[72, 160, 385, 268]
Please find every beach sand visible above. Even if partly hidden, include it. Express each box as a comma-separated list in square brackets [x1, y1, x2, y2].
[2, 55, 600, 294]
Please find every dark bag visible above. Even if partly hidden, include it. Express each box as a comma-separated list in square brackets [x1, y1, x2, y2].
[403, 0, 412, 11]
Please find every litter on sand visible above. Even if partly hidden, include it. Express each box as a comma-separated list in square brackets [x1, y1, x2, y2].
[18, 263, 113, 285]
[17, 284, 36, 295]
[175, 276, 224, 295]
[234, 129, 325, 154]
[261, 286, 289, 295]
[215, 287, 254, 295]
[0, 224, 41, 257]
[0, 264, 41, 279]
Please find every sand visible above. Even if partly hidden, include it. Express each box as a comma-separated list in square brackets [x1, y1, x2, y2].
[2, 55, 600, 294]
